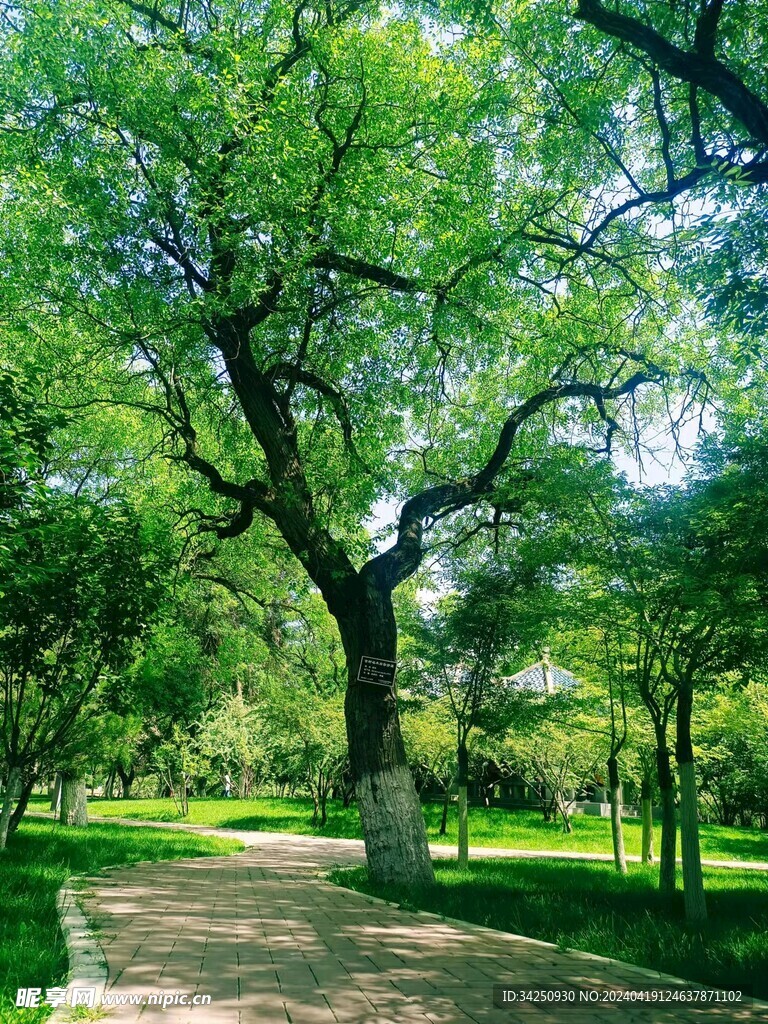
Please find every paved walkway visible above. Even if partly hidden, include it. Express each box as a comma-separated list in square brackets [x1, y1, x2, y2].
[71, 813, 768, 872]
[77, 826, 766, 1024]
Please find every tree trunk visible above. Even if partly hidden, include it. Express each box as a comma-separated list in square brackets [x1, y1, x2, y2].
[8, 772, 37, 834]
[0, 766, 21, 851]
[339, 579, 434, 887]
[439, 775, 454, 836]
[457, 742, 469, 869]
[50, 772, 62, 814]
[641, 775, 654, 865]
[555, 793, 572, 833]
[342, 777, 355, 808]
[116, 764, 135, 799]
[104, 767, 116, 800]
[676, 685, 707, 924]
[320, 777, 329, 828]
[655, 737, 677, 896]
[607, 756, 627, 875]
[59, 773, 88, 827]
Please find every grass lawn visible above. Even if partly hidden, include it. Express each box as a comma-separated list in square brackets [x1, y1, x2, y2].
[36, 793, 768, 863]
[330, 858, 768, 999]
[1, 817, 244, 1022]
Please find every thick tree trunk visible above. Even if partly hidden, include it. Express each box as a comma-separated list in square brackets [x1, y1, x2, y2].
[676, 686, 707, 924]
[342, 777, 355, 808]
[8, 773, 36, 834]
[59, 773, 88, 827]
[116, 764, 135, 800]
[655, 736, 677, 896]
[0, 766, 21, 851]
[457, 742, 469, 869]
[339, 579, 434, 887]
[607, 756, 627, 875]
[641, 775, 654, 865]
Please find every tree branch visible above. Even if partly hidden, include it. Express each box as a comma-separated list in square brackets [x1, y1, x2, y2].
[575, 0, 768, 146]
[365, 369, 663, 589]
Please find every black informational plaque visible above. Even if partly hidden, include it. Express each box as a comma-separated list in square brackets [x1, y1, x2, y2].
[357, 656, 397, 687]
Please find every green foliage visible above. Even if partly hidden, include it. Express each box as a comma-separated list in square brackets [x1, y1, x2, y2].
[0, 487, 167, 775]
[695, 682, 768, 828]
[400, 698, 456, 791]
[196, 693, 268, 797]
[0, 0, 705, 575]
[0, 366, 65, 512]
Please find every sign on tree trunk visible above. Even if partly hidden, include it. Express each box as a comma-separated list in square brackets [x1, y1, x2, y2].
[357, 657, 397, 688]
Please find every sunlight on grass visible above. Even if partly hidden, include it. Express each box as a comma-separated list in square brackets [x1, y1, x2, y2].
[329, 858, 768, 998]
[40, 793, 768, 863]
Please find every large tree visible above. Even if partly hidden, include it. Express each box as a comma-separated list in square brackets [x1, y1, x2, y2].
[1, 0, 699, 882]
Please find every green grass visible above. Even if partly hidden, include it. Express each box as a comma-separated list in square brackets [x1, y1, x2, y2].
[38, 793, 768, 863]
[1, 817, 243, 1022]
[329, 858, 768, 998]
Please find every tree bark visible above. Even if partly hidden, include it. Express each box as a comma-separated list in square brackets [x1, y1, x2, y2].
[676, 685, 707, 924]
[457, 741, 469, 869]
[339, 578, 434, 886]
[310, 786, 319, 826]
[655, 736, 677, 896]
[0, 766, 21, 851]
[641, 775, 654, 865]
[555, 793, 573, 833]
[59, 773, 88, 827]
[116, 764, 135, 799]
[320, 775, 329, 828]
[575, 0, 768, 148]
[8, 772, 36, 834]
[439, 775, 455, 836]
[50, 772, 62, 813]
[607, 756, 627, 875]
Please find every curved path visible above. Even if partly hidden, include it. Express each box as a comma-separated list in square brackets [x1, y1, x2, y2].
[75, 823, 765, 1024]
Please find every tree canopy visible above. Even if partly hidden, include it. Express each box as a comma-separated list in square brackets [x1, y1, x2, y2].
[2, 0, 768, 884]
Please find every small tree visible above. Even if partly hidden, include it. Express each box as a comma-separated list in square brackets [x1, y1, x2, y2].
[407, 566, 545, 866]
[152, 725, 203, 818]
[197, 693, 267, 799]
[502, 714, 606, 834]
[263, 683, 348, 827]
[1, 474, 164, 847]
[695, 680, 768, 829]
[401, 699, 456, 833]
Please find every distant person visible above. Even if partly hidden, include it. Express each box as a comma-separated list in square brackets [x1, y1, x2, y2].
[222, 772, 232, 798]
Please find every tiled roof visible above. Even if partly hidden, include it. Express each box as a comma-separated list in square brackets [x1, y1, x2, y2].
[501, 661, 579, 693]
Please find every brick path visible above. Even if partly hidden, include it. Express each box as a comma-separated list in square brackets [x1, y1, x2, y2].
[80, 828, 766, 1024]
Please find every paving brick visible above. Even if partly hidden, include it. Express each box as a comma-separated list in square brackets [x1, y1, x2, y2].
[78, 830, 763, 1024]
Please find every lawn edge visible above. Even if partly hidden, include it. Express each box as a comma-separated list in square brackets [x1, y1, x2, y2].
[28, 810, 768, 871]
[48, 881, 108, 1023]
[326, 872, 768, 1012]
[26, 822, 247, 1022]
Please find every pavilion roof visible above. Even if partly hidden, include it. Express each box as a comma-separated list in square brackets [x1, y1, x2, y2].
[501, 659, 579, 693]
